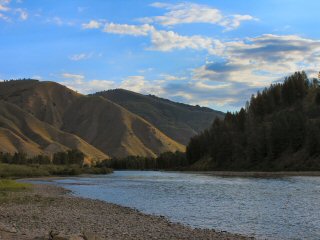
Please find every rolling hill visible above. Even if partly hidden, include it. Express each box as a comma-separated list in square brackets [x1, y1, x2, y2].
[0, 79, 205, 159]
[0, 100, 108, 163]
[94, 89, 224, 144]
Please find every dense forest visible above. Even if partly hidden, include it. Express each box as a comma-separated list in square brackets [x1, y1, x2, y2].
[97, 151, 188, 170]
[0, 149, 85, 166]
[186, 72, 320, 171]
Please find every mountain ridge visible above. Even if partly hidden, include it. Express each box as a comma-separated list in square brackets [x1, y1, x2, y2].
[94, 88, 224, 144]
[0, 79, 219, 161]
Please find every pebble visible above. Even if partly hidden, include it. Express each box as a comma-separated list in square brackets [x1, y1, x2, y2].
[0, 184, 251, 240]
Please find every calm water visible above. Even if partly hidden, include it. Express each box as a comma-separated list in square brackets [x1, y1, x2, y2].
[34, 171, 320, 239]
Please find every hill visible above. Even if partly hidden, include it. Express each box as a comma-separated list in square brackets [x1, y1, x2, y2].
[0, 100, 108, 163]
[62, 95, 184, 158]
[186, 72, 320, 171]
[0, 80, 186, 159]
[94, 89, 224, 144]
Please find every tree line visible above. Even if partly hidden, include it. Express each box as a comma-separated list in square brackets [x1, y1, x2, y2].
[0, 149, 85, 166]
[186, 72, 320, 171]
[97, 151, 188, 170]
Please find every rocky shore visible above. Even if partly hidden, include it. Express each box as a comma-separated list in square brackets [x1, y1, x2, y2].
[0, 184, 252, 240]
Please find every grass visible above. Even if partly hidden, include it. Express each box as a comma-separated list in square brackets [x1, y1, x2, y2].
[0, 179, 31, 191]
[0, 179, 31, 203]
[0, 163, 113, 178]
[0, 164, 50, 178]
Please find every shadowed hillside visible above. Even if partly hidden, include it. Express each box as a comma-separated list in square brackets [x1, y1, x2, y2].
[94, 89, 224, 144]
[62, 96, 184, 158]
[0, 80, 187, 159]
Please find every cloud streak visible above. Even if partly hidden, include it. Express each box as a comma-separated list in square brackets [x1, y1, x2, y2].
[140, 2, 257, 31]
[103, 23, 154, 36]
[0, 0, 28, 21]
[82, 20, 102, 29]
[60, 73, 115, 94]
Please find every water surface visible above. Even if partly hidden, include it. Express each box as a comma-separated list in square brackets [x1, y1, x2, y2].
[34, 171, 320, 239]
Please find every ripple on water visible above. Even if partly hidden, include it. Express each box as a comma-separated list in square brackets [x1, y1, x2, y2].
[32, 171, 320, 240]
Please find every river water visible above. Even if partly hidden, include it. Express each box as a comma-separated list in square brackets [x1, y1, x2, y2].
[35, 171, 320, 239]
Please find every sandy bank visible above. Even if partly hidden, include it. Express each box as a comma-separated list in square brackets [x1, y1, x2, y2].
[0, 183, 252, 240]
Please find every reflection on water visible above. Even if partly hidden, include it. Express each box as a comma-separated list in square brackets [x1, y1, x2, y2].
[34, 171, 320, 240]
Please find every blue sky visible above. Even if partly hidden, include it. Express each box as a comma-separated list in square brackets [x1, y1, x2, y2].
[1, 0, 320, 112]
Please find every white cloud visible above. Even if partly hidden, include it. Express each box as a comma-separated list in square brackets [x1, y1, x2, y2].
[0, 0, 28, 21]
[100, 22, 220, 53]
[144, 2, 222, 25]
[0, 4, 10, 12]
[60, 73, 115, 93]
[82, 20, 101, 29]
[69, 53, 93, 61]
[119, 75, 164, 95]
[143, 34, 320, 109]
[141, 2, 256, 31]
[15, 8, 27, 20]
[0, 12, 9, 21]
[150, 29, 214, 52]
[103, 23, 154, 36]
[160, 74, 186, 81]
[220, 15, 256, 31]
[62, 73, 85, 83]
[192, 34, 320, 97]
[46, 17, 74, 26]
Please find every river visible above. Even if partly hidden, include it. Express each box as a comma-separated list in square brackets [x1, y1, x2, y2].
[34, 171, 320, 239]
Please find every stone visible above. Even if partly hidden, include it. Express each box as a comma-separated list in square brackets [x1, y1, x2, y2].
[52, 234, 69, 240]
[50, 230, 60, 238]
[69, 235, 85, 240]
[82, 231, 101, 240]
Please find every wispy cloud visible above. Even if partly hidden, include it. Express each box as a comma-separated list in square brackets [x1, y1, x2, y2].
[149, 29, 221, 53]
[0, 0, 28, 21]
[194, 34, 320, 86]
[103, 23, 154, 36]
[82, 20, 102, 29]
[92, 22, 220, 53]
[46, 16, 74, 26]
[15, 8, 27, 20]
[81, 12, 320, 109]
[69, 53, 95, 61]
[60, 73, 115, 93]
[139, 2, 257, 31]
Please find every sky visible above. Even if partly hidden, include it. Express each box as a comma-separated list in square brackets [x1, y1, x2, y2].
[1, 0, 320, 112]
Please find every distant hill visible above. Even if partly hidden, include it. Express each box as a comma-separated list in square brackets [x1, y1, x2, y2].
[186, 72, 320, 171]
[0, 79, 209, 160]
[61, 95, 184, 158]
[94, 89, 224, 144]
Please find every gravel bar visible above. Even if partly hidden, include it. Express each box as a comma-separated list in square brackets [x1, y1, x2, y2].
[0, 184, 253, 240]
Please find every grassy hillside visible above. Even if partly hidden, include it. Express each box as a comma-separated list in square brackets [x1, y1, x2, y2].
[0, 100, 108, 162]
[0, 80, 186, 159]
[0, 80, 80, 128]
[94, 89, 224, 144]
[186, 72, 320, 171]
[62, 96, 185, 158]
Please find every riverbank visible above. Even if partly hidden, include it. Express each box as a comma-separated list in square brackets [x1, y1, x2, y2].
[0, 182, 251, 240]
[197, 171, 320, 177]
[0, 163, 113, 178]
